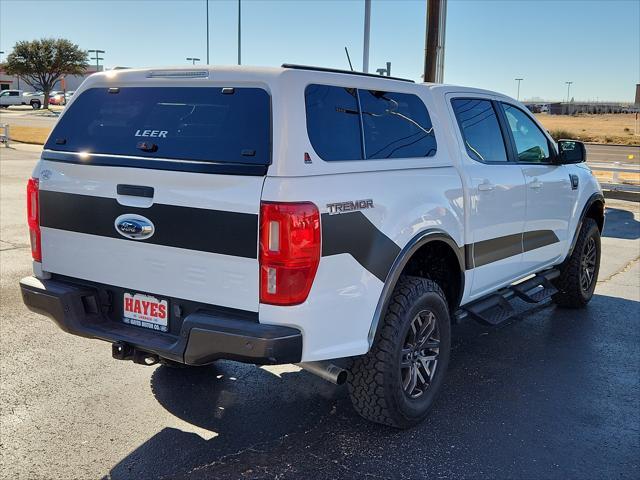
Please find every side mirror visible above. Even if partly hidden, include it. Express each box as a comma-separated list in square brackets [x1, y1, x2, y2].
[557, 139, 586, 164]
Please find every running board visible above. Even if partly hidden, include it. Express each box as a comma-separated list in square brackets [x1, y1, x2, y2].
[454, 269, 560, 326]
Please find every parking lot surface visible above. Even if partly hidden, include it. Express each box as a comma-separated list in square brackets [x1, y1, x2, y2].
[1, 144, 638, 479]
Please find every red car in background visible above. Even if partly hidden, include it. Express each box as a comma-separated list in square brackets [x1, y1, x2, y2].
[48, 91, 65, 105]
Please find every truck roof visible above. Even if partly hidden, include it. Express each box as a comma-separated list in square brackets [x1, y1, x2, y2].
[79, 64, 511, 101]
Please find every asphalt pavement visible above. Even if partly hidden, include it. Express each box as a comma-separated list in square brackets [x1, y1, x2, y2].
[0, 144, 639, 480]
[586, 144, 639, 167]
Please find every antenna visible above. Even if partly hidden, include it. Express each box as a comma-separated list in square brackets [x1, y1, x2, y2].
[344, 47, 354, 71]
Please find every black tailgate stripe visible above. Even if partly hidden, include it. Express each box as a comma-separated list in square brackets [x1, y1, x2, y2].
[321, 212, 401, 282]
[39, 190, 258, 258]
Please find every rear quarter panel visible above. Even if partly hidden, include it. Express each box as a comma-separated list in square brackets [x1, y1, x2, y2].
[260, 168, 464, 361]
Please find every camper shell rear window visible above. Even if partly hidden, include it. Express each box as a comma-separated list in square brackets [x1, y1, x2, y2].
[45, 86, 271, 166]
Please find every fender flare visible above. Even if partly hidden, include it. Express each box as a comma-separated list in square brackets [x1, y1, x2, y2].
[565, 192, 605, 260]
[367, 229, 465, 345]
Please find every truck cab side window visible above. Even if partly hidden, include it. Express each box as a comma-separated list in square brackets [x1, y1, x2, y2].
[501, 103, 551, 163]
[451, 99, 508, 163]
[305, 84, 364, 161]
[359, 90, 437, 159]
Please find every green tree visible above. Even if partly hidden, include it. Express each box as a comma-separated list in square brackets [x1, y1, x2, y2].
[4, 38, 88, 108]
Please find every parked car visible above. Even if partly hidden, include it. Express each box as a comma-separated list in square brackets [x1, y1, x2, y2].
[0, 89, 43, 109]
[48, 91, 66, 105]
[20, 65, 604, 428]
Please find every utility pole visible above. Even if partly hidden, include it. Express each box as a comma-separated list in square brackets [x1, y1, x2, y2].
[363, 0, 371, 73]
[423, 0, 447, 83]
[206, 0, 210, 64]
[237, 0, 242, 65]
[186, 57, 201, 65]
[515, 78, 523, 101]
[565, 81, 573, 103]
[88, 50, 105, 72]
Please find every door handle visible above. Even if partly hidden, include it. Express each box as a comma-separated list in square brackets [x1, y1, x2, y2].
[529, 179, 543, 189]
[478, 182, 495, 192]
[117, 184, 154, 198]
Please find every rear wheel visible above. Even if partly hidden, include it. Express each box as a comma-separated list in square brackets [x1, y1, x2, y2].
[553, 217, 601, 308]
[160, 358, 213, 369]
[30, 100, 41, 109]
[347, 276, 451, 428]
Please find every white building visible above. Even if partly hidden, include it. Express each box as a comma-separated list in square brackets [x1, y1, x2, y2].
[0, 66, 101, 92]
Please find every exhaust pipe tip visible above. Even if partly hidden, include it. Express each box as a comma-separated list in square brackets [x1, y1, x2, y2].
[335, 369, 348, 386]
[296, 361, 348, 385]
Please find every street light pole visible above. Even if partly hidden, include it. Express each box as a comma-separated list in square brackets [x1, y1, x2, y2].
[515, 78, 523, 101]
[363, 0, 371, 73]
[186, 57, 201, 65]
[565, 81, 573, 103]
[206, 0, 210, 64]
[237, 0, 241, 65]
[88, 49, 105, 72]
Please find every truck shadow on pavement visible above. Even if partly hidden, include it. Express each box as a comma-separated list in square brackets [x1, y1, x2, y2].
[603, 207, 640, 240]
[104, 294, 640, 480]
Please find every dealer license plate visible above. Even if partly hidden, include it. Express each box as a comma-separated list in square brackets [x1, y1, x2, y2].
[123, 292, 169, 332]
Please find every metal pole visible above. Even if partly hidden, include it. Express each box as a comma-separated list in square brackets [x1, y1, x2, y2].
[363, 0, 371, 73]
[435, 0, 447, 83]
[206, 0, 210, 64]
[88, 50, 105, 72]
[423, 0, 441, 82]
[566, 81, 573, 103]
[237, 0, 241, 65]
[515, 78, 523, 101]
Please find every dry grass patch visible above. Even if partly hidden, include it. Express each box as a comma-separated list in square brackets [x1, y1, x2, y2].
[536, 113, 639, 145]
[8, 126, 51, 145]
[592, 170, 640, 185]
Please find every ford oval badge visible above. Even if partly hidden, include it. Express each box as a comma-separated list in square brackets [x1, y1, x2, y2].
[114, 214, 155, 240]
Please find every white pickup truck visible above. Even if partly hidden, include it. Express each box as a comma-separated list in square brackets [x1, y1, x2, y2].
[20, 65, 604, 428]
[0, 89, 43, 109]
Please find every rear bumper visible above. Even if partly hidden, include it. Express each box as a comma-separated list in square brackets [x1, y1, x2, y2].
[20, 276, 302, 365]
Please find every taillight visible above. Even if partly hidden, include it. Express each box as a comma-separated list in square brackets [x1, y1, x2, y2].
[27, 178, 41, 262]
[259, 202, 321, 305]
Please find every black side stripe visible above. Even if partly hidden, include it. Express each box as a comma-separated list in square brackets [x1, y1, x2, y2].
[472, 230, 560, 268]
[321, 211, 560, 278]
[473, 233, 523, 268]
[523, 230, 560, 252]
[39, 190, 258, 258]
[321, 212, 401, 282]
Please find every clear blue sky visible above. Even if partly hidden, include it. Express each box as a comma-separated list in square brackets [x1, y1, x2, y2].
[1, 0, 638, 101]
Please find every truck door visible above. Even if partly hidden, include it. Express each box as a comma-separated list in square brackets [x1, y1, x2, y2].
[448, 95, 528, 300]
[497, 102, 574, 271]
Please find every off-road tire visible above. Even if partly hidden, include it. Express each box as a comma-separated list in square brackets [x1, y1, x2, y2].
[553, 217, 601, 308]
[347, 276, 451, 429]
[160, 358, 212, 369]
